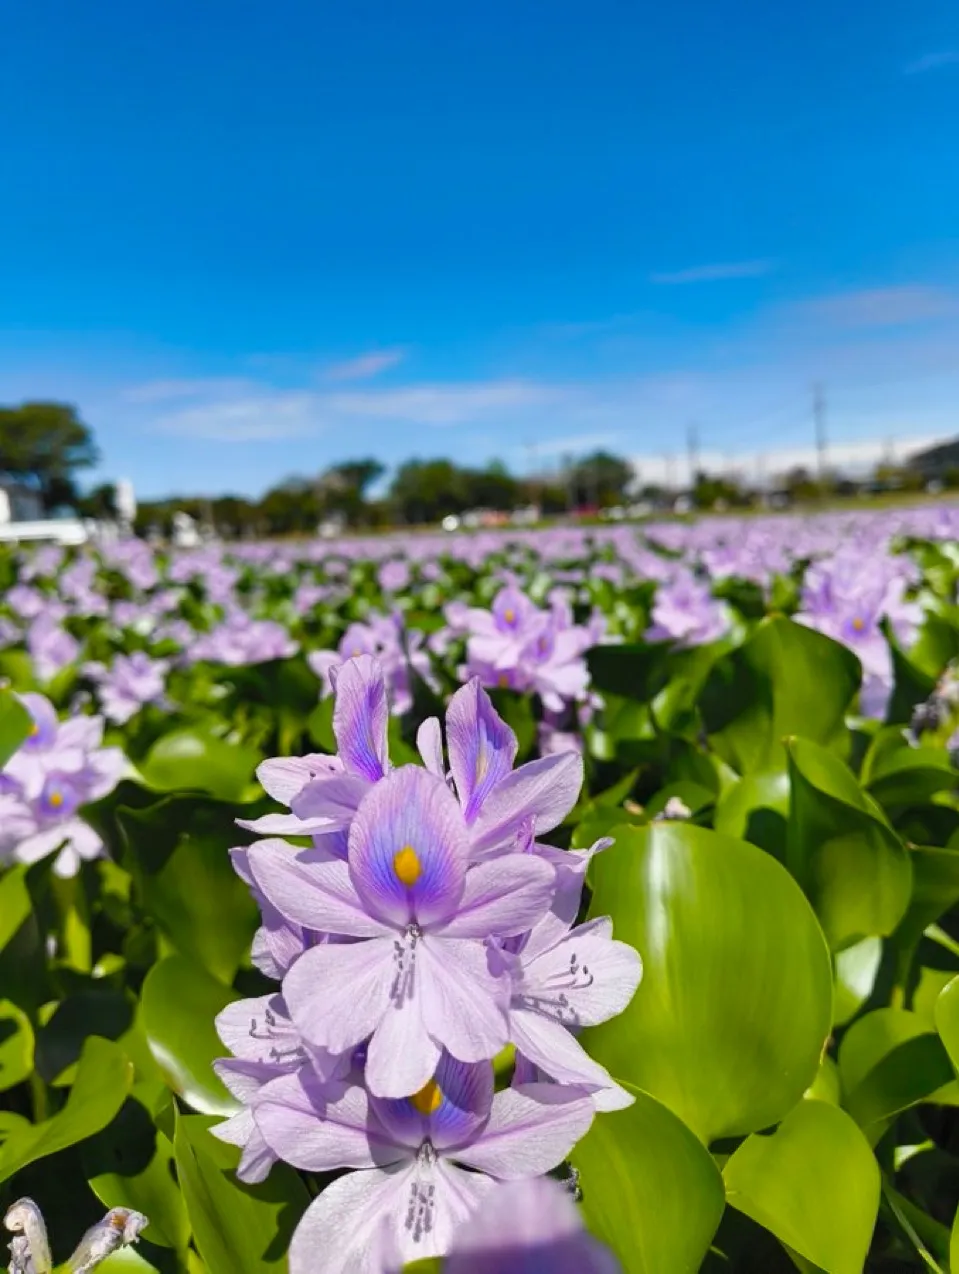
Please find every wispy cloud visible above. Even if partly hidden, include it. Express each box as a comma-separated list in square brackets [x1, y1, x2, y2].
[801, 285, 958, 329]
[146, 378, 557, 441]
[524, 430, 623, 459]
[322, 349, 405, 382]
[122, 377, 259, 404]
[650, 259, 777, 285]
[904, 50, 959, 75]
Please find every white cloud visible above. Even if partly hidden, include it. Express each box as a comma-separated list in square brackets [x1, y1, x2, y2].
[322, 349, 405, 382]
[146, 378, 557, 440]
[650, 259, 777, 285]
[800, 286, 958, 329]
[123, 377, 259, 404]
[524, 430, 623, 458]
[904, 50, 959, 74]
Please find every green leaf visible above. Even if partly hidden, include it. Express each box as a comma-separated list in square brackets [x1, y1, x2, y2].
[699, 615, 860, 774]
[723, 1100, 880, 1274]
[0, 688, 31, 767]
[839, 1009, 955, 1140]
[582, 822, 833, 1143]
[0, 999, 34, 1091]
[0, 1037, 133, 1183]
[833, 937, 883, 1028]
[866, 743, 957, 810]
[572, 1085, 725, 1273]
[141, 955, 239, 1116]
[139, 726, 262, 801]
[891, 845, 959, 964]
[84, 1091, 191, 1252]
[116, 794, 258, 981]
[174, 1113, 309, 1274]
[713, 769, 790, 860]
[786, 737, 912, 949]
[0, 865, 34, 954]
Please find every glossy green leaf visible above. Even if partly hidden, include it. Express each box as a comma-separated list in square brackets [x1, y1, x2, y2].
[141, 955, 239, 1116]
[891, 845, 959, 969]
[0, 1037, 133, 1183]
[582, 822, 833, 1143]
[0, 688, 31, 767]
[713, 769, 790, 859]
[116, 795, 258, 981]
[866, 744, 956, 809]
[0, 998, 34, 1091]
[934, 975, 959, 1081]
[572, 1084, 725, 1273]
[786, 737, 912, 949]
[839, 1009, 955, 1139]
[0, 865, 34, 955]
[174, 1113, 309, 1274]
[139, 726, 262, 801]
[723, 1100, 880, 1274]
[84, 1090, 191, 1252]
[833, 937, 883, 1027]
[699, 615, 860, 774]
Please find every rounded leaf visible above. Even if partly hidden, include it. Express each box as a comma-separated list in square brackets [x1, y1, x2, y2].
[571, 1085, 725, 1273]
[723, 1100, 880, 1274]
[583, 822, 833, 1143]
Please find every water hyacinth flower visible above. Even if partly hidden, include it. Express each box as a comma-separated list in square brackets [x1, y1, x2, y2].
[26, 613, 80, 683]
[255, 1054, 594, 1274]
[82, 651, 169, 724]
[444, 1176, 620, 1273]
[0, 693, 125, 876]
[308, 613, 435, 715]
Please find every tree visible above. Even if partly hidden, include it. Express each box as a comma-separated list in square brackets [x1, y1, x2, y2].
[0, 402, 99, 512]
[76, 483, 118, 521]
[566, 451, 634, 508]
[389, 459, 470, 525]
[317, 458, 386, 525]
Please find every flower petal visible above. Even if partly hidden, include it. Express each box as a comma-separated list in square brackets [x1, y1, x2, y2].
[333, 654, 390, 781]
[418, 936, 509, 1064]
[284, 939, 393, 1055]
[289, 771, 372, 826]
[522, 917, 643, 1028]
[446, 1177, 620, 1274]
[257, 755, 340, 805]
[437, 857, 555, 940]
[348, 766, 468, 928]
[253, 1071, 400, 1171]
[416, 717, 445, 777]
[248, 839, 389, 938]
[288, 1166, 412, 1274]
[364, 981, 440, 1101]
[454, 1083, 594, 1179]
[509, 1009, 633, 1111]
[372, 1054, 493, 1152]
[445, 680, 517, 824]
[469, 753, 583, 859]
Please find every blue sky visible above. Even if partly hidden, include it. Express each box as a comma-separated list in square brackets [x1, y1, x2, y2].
[1, 0, 958, 498]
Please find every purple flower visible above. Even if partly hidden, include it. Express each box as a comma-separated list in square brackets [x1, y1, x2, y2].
[26, 614, 80, 682]
[445, 1177, 620, 1274]
[252, 1054, 594, 1273]
[0, 694, 125, 876]
[308, 614, 436, 716]
[256, 764, 555, 1098]
[83, 652, 169, 724]
[646, 571, 729, 647]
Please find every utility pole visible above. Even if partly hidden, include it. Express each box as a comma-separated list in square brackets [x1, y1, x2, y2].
[686, 422, 699, 490]
[813, 383, 827, 486]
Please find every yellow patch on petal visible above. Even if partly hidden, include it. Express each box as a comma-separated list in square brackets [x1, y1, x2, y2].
[503, 608, 516, 625]
[29, 722, 39, 737]
[49, 790, 63, 809]
[410, 1079, 443, 1115]
[497, 673, 510, 689]
[393, 845, 422, 887]
[851, 617, 865, 633]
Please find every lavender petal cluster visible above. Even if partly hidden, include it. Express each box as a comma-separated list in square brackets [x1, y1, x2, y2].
[82, 651, 170, 724]
[308, 612, 437, 715]
[215, 655, 641, 1271]
[0, 693, 125, 876]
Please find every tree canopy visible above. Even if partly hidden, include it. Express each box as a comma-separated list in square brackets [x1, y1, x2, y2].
[0, 402, 99, 512]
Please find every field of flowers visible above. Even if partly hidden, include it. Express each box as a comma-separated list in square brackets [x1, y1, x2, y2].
[5, 505, 959, 1272]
